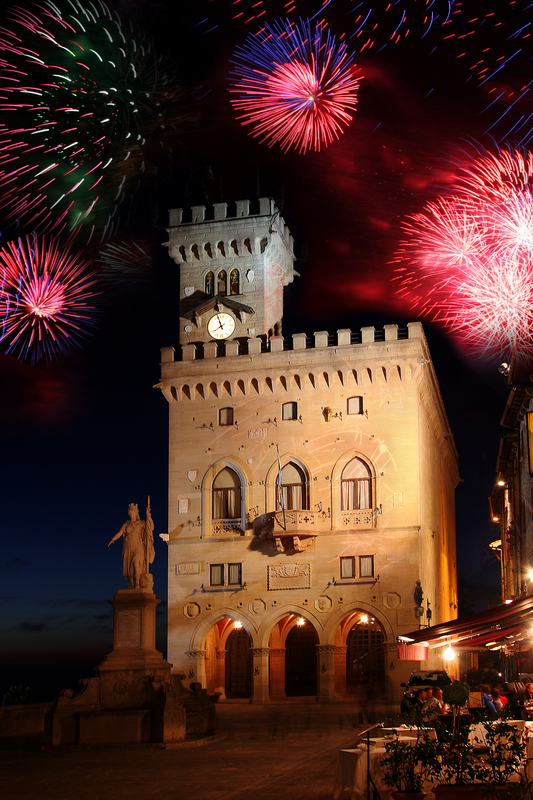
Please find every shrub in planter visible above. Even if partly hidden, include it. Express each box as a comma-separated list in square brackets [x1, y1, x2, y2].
[382, 730, 441, 796]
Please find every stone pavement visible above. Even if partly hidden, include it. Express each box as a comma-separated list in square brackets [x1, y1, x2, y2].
[1, 700, 398, 800]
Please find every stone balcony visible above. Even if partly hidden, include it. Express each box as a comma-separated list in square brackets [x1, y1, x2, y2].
[273, 510, 329, 533]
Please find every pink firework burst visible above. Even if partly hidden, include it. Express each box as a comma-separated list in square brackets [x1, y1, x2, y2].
[229, 19, 362, 154]
[0, 235, 101, 363]
[395, 146, 533, 366]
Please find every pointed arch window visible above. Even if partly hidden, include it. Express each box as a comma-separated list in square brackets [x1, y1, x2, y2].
[341, 458, 372, 510]
[277, 462, 308, 510]
[217, 270, 227, 296]
[213, 467, 241, 519]
[229, 268, 240, 295]
[205, 271, 214, 296]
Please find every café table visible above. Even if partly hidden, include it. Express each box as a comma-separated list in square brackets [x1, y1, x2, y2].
[333, 745, 390, 800]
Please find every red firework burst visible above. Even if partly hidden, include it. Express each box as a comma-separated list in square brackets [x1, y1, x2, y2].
[0, 235, 101, 363]
[394, 147, 533, 366]
[229, 19, 361, 154]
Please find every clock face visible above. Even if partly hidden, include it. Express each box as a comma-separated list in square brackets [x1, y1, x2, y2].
[208, 312, 235, 340]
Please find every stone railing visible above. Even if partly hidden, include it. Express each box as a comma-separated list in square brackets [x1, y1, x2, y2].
[211, 518, 243, 536]
[273, 510, 330, 533]
[341, 510, 375, 528]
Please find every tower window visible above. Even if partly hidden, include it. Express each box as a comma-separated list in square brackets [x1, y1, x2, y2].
[219, 407, 234, 426]
[230, 268, 240, 295]
[340, 557, 355, 579]
[341, 458, 372, 510]
[217, 270, 227, 295]
[205, 271, 214, 296]
[282, 401, 298, 420]
[277, 462, 308, 510]
[360, 556, 374, 578]
[228, 563, 242, 585]
[213, 467, 241, 519]
[347, 396, 363, 415]
[210, 564, 224, 586]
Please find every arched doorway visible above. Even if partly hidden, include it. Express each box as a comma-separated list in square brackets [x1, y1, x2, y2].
[225, 627, 251, 698]
[285, 622, 318, 697]
[346, 612, 385, 694]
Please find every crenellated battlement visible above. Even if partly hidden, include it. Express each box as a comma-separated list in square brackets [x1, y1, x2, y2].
[168, 197, 276, 227]
[160, 322, 422, 366]
[165, 198, 294, 268]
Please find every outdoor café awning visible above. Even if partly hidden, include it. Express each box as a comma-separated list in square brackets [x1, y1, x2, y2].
[397, 594, 533, 659]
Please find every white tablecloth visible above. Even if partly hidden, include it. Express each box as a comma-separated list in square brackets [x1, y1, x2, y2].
[333, 747, 392, 800]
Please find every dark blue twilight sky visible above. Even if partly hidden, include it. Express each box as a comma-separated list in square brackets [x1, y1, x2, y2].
[1, 0, 519, 699]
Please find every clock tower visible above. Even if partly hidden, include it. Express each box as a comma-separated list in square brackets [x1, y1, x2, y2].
[165, 197, 297, 348]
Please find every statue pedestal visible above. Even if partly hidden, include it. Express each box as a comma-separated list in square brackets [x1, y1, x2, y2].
[45, 587, 214, 745]
[95, 589, 173, 708]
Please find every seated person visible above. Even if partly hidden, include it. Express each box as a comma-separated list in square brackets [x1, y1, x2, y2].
[480, 684, 497, 715]
[422, 687, 444, 721]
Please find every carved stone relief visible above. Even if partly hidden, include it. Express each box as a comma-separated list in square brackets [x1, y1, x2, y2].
[250, 599, 266, 615]
[315, 595, 332, 612]
[267, 562, 311, 590]
[183, 602, 201, 619]
[384, 592, 401, 609]
[177, 562, 201, 575]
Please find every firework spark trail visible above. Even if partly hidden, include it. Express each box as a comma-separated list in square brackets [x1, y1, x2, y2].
[229, 18, 362, 153]
[395, 146, 533, 366]
[0, 0, 178, 238]
[0, 234, 101, 363]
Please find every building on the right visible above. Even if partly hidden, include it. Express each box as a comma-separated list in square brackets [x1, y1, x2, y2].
[490, 359, 533, 673]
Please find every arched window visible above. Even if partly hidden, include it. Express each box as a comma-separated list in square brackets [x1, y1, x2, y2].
[219, 407, 234, 426]
[217, 270, 227, 295]
[277, 462, 307, 510]
[341, 458, 372, 510]
[229, 268, 239, 295]
[213, 468, 241, 519]
[205, 271, 214, 296]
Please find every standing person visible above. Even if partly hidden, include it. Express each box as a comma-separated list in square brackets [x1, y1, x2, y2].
[108, 501, 154, 589]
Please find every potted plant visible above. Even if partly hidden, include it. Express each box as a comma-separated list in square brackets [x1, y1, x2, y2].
[433, 706, 526, 800]
[470, 719, 526, 788]
[382, 729, 441, 800]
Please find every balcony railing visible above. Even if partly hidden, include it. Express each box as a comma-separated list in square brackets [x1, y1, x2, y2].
[212, 518, 243, 535]
[341, 510, 374, 527]
[273, 510, 329, 533]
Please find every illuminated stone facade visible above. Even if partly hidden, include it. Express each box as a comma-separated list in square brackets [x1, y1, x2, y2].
[159, 200, 459, 703]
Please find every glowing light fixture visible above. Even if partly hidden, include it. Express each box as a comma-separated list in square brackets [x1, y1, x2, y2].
[497, 480, 505, 486]
[234, 620, 242, 629]
[443, 644, 456, 661]
[529, 570, 533, 582]
[360, 614, 369, 624]
[297, 617, 305, 626]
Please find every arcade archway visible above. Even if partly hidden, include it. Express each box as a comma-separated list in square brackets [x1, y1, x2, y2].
[333, 611, 386, 698]
[204, 618, 252, 700]
[269, 614, 318, 700]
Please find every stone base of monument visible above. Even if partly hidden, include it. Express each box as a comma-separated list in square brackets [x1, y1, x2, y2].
[44, 589, 215, 745]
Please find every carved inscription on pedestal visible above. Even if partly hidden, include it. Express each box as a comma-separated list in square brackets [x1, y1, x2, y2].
[267, 563, 311, 590]
[117, 608, 141, 648]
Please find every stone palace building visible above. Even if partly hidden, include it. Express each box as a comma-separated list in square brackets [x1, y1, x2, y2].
[157, 198, 459, 703]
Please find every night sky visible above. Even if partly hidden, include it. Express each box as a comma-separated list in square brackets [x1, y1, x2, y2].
[1, 0, 521, 701]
